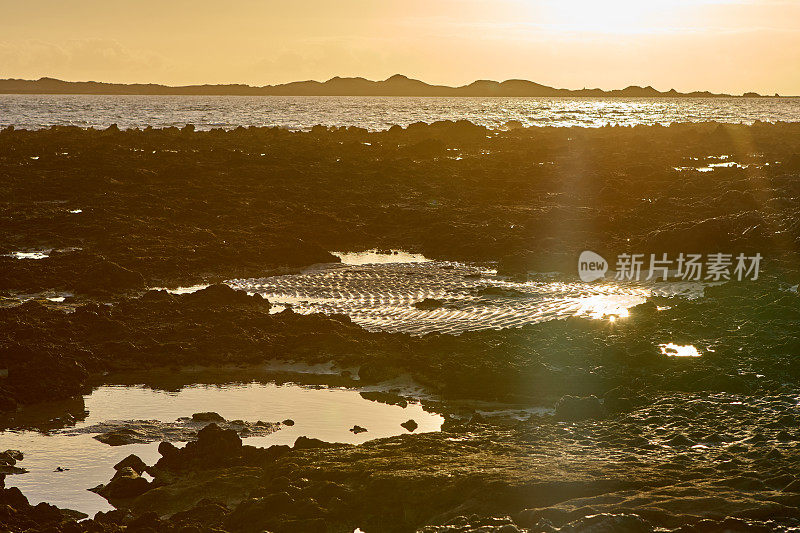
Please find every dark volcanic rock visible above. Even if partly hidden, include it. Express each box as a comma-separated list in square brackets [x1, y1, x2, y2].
[191, 411, 226, 422]
[92, 466, 151, 499]
[401, 419, 418, 432]
[185, 284, 269, 310]
[414, 298, 445, 310]
[554, 395, 605, 421]
[114, 454, 147, 475]
[0, 450, 23, 466]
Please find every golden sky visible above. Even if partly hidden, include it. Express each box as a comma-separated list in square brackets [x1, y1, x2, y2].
[1, 0, 798, 94]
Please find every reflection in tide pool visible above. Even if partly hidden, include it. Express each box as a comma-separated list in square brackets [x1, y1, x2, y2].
[659, 343, 701, 357]
[332, 249, 431, 265]
[8, 251, 50, 260]
[1, 383, 442, 517]
[231, 259, 708, 335]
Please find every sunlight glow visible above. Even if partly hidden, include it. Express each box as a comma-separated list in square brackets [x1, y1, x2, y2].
[534, 0, 711, 34]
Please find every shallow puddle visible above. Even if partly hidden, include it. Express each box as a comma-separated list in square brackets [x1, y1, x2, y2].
[8, 250, 51, 260]
[229, 258, 707, 335]
[1, 382, 442, 517]
[332, 249, 431, 265]
[659, 343, 702, 357]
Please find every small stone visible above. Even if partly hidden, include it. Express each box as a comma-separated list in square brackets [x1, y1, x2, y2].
[413, 298, 444, 310]
[401, 419, 418, 432]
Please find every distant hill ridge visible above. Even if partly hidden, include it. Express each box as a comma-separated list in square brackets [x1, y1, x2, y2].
[0, 74, 774, 97]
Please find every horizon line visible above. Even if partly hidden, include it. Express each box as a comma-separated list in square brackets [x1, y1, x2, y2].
[0, 74, 794, 98]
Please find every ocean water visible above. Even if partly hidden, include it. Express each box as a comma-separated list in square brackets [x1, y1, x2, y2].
[1, 94, 799, 131]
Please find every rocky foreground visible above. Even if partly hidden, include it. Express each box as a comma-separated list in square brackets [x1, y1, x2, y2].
[5, 391, 800, 532]
[1, 123, 800, 531]
[2, 121, 799, 294]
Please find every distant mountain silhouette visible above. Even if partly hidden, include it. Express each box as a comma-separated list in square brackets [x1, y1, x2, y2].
[0, 75, 772, 97]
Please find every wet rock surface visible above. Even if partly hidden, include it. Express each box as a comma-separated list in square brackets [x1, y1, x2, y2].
[5, 391, 800, 531]
[62, 413, 283, 445]
[1, 123, 800, 531]
[1, 122, 798, 295]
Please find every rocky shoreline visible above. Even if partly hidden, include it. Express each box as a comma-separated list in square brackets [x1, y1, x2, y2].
[1, 122, 800, 531]
[2, 121, 799, 295]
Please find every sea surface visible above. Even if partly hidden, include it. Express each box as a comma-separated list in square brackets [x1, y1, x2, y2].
[1, 94, 799, 131]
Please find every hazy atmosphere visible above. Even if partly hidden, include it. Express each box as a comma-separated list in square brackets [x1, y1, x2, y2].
[1, 0, 799, 94]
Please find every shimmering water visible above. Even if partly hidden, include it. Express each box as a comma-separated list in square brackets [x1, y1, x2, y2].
[1, 383, 442, 516]
[229, 256, 709, 335]
[1, 95, 798, 131]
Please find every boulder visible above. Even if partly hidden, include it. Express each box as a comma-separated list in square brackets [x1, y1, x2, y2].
[191, 412, 226, 423]
[401, 419, 418, 432]
[94, 467, 151, 500]
[114, 454, 147, 475]
[193, 423, 242, 458]
[293, 436, 334, 450]
[0, 450, 23, 466]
